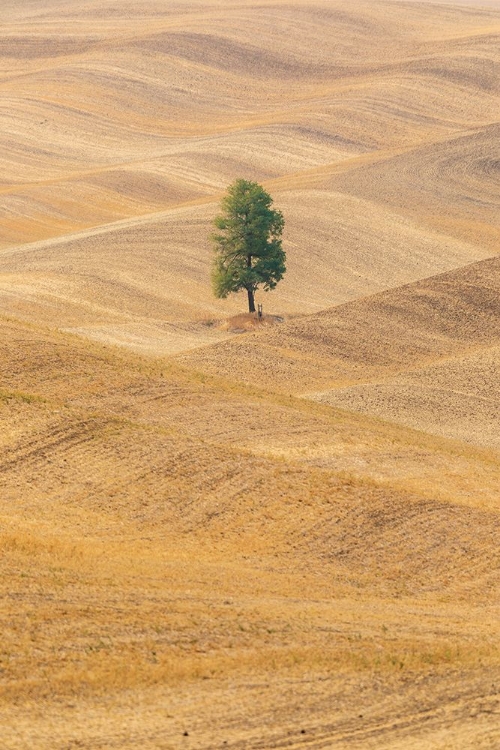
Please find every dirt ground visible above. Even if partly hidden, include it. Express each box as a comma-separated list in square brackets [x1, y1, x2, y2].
[1, 0, 500, 747]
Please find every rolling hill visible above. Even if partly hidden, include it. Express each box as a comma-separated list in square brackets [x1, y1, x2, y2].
[1, 0, 500, 747]
[2, 0, 499, 353]
[1, 312, 500, 748]
[181, 254, 500, 448]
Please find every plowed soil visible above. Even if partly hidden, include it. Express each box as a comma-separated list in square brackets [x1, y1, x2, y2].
[1, 0, 500, 748]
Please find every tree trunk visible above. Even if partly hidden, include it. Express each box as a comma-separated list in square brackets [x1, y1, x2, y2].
[247, 287, 256, 313]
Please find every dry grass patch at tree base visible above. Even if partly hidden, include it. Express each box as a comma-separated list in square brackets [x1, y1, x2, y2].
[217, 312, 284, 332]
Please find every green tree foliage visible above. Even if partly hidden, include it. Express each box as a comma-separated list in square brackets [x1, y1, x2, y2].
[211, 179, 286, 313]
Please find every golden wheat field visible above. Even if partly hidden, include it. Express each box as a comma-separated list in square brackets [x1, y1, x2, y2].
[1, 0, 500, 748]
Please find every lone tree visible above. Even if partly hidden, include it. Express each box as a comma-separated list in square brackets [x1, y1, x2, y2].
[211, 179, 285, 313]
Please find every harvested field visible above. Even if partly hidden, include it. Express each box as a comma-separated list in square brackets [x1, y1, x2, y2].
[1, 0, 500, 747]
[2, 0, 500, 349]
[1, 316, 500, 749]
[182, 255, 500, 448]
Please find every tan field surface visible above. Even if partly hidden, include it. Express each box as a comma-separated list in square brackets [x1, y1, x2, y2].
[182, 254, 500, 449]
[1, 0, 500, 748]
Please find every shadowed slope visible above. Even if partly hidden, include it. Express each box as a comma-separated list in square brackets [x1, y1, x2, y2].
[180, 254, 500, 447]
[317, 345, 500, 449]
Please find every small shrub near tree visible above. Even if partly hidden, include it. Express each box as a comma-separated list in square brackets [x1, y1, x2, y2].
[211, 179, 286, 313]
